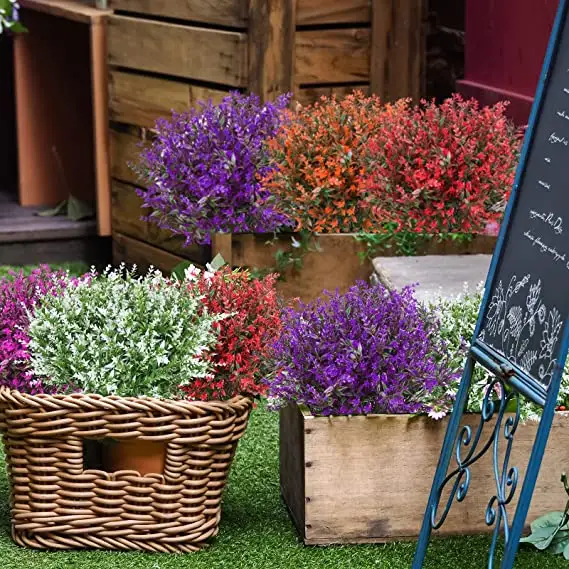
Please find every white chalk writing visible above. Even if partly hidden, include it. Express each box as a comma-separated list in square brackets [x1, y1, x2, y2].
[529, 210, 563, 234]
[549, 132, 569, 146]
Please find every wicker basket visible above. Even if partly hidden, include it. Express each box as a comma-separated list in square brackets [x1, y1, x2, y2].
[0, 387, 252, 553]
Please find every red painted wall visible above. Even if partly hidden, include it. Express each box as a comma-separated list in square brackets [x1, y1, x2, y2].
[458, 0, 558, 124]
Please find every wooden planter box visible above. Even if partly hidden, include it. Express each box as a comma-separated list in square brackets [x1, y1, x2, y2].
[280, 403, 569, 544]
[211, 233, 374, 303]
[109, 0, 425, 271]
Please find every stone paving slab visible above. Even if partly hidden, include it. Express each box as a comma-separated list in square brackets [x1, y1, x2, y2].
[373, 254, 492, 302]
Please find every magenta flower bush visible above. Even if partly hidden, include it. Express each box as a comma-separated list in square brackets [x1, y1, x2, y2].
[0, 266, 82, 393]
[133, 92, 293, 246]
[266, 281, 458, 417]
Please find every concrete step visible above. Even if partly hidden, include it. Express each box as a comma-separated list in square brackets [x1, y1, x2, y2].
[373, 254, 492, 302]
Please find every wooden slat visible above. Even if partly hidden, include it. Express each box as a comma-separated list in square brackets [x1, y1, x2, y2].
[110, 127, 146, 187]
[248, 0, 295, 101]
[19, 0, 111, 23]
[109, 71, 228, 128]
[296, 0, 370, 25]
[108, 16, 247, 87]
[113, 232, 187, 274]
[0, 217, 97, 243]
[109, 0, 248, 28]
[371, 0, 424, 101]
[111, 180, 210, 264]
[296, 84, 370, 105]
[0, 236, 109, 267]
[295, 29, 371, 85]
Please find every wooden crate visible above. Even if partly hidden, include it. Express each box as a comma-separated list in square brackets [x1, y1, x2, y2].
[280, 403, 569, 544]
[211, 233, 374, 303]
[108, 0, 425, 271]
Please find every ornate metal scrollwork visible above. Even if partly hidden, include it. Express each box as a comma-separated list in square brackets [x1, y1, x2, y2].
[429, 377, 521, 568]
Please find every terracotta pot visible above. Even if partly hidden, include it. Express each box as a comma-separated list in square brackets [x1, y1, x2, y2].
[104, 439, 166, 475]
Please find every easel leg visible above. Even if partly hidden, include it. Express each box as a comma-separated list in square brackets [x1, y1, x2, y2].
[500, 398, 558, 569]
[412, 356, 475, 569]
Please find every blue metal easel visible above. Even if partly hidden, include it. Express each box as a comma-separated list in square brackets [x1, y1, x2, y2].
[412, 1, 569, 567]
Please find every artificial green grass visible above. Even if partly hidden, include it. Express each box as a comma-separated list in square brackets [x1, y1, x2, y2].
[0, 406, 565, 569]
[0, 263, 90, 279]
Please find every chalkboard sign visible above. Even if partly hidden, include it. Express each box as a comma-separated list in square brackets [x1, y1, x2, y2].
[476, 6, 569, 391]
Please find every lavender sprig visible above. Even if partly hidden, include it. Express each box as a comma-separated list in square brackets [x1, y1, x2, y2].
[133, 92, 293, 245]
[266, 281, 458, 417]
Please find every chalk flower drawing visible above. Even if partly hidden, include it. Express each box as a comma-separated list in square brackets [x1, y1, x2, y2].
[479, 275, 562, 386]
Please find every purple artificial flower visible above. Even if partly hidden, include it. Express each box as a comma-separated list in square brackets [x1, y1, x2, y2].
[266, 281, 458, 416]
[0, 266, 83, 394]
[133, 92, 294, 246]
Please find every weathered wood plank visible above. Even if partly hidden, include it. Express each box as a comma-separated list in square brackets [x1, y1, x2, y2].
[109, 0, 248, 28]
[109, 71, 229, 128]
[295, 29, 371, 85]
[0, 236, 110, 267]
[280, 406, 569, 544]
[296, 84, 370, 106]
[109, 71, 187, 128]
[296, 0, 369, 25]
[113, 232, 188, 274]
[108, 16, 247, 87]
[111, 180, 211, 264]
[371, 0, 424, 100]
[110, 127, 146, 187]
[248, 0, 295, 101]
[211, 233, 373, 303]
[279, 404, 306, 537]
[19, 0, 111, 23]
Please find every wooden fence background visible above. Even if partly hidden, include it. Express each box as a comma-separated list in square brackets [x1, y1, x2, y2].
[108, 0, 426, 272]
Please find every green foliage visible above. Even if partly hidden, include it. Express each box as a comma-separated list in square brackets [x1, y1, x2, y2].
[356, 229, 475, 259]
[429, 287, 569, 421]
[27, 266, 221, 398]
[171, 255, 227, 282]
[0, 0, 25, 33]
[0, 262, 89, 280]
[521, 474, 569, 559]
[270, 231, 320, 276]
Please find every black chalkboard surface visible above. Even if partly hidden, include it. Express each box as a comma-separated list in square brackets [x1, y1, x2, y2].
[477, 7, 569, 390]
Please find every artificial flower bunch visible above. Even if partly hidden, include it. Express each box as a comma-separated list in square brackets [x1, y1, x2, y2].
[134, 92, 292, 246]
[0, 264, 280, 401]
[137, 91, 521, 245]
[266, 281, 458, 418]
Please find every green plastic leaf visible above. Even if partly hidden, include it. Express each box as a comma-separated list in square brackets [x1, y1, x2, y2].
[7, 21, 26, 33]
[210, 253, 226, 271]
[171, 261, 193, 281]
[530, 512, 565, 533]
[67, 196, 94, 221]
[36, 200, 67, 217]
[505, 398, 519, 413]
[548, 530, 569, 555]
[520, 527, 557, 550]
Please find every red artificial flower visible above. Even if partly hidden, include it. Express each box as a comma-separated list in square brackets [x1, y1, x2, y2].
[180, 268, 282, 401]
